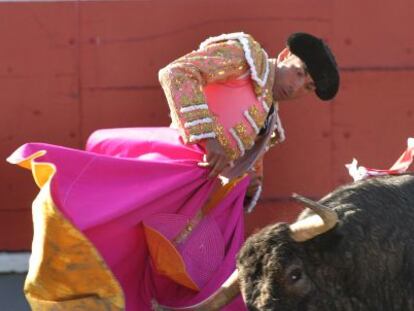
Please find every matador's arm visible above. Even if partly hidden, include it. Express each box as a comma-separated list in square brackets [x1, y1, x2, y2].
[158, 40, 249, 144]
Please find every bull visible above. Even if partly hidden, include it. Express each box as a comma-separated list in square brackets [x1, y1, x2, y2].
[166, 174, 414, 310]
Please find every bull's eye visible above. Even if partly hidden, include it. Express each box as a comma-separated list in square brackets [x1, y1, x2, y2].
[283, 261, 311, 296]
[289, 268, 302, 282]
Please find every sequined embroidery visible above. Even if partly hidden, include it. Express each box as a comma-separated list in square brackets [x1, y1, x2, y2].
[229, 128, 245, 157]
[184, 117, 213, 128]
[199, 32, 269, 86]
[244, 111, 260, 134]
[159, 33, 284, 160]
[159, 40, 248, 145]
[182, 109, 211, 123]
[188, 123, 215, 136]
[214, 122, 239, 160]
[234, 123, 254, 151]
[189, 132, 216, 142]
[180, 104, 209, 113]
[247, 106, 266, 130]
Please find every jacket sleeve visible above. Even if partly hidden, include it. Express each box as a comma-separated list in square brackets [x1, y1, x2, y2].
[158, 40, 249, 144]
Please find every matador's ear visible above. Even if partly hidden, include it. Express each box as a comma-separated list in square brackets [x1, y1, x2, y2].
[276, 47, 291, 64]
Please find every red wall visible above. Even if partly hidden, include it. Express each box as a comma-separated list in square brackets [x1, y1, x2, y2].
[1, 0, 414, 250]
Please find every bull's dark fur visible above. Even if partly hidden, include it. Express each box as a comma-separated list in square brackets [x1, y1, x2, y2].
[237, 174, 414, 311]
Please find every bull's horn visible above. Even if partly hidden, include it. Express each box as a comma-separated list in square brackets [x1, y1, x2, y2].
[289, 193, 339, 242]
[154, 270, 240, 311]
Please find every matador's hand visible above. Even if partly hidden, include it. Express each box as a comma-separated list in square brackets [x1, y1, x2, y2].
[198, 138, 232, 178]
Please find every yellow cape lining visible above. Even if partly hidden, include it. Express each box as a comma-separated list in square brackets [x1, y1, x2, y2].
[14, 151, 125, 310]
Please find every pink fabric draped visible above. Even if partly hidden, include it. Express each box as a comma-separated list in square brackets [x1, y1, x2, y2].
[9, 127, 248, 310]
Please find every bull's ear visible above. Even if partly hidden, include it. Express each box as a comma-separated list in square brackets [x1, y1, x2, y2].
[289, 193, 338, 242]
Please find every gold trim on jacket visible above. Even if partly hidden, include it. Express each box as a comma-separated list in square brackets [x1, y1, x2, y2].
[159, 32, 284, 160]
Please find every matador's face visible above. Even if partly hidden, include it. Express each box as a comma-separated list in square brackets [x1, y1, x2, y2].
[273, 49, 316, 101]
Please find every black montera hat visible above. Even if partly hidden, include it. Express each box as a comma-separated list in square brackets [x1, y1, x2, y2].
[287, 32, 339, 101]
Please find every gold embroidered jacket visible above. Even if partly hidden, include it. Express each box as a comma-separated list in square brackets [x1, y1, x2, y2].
[159, 32, 284, 160]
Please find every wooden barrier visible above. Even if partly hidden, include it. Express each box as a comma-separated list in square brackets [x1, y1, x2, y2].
[1, 0, 414, 250]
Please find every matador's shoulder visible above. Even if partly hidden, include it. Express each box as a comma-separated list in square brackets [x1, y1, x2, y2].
[198, 32, 270, 88]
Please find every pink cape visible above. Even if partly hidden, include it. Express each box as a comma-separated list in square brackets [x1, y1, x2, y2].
[8, 127, 248, 310]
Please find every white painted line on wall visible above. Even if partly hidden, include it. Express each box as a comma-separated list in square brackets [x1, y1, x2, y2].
[0, 253, 30, 273]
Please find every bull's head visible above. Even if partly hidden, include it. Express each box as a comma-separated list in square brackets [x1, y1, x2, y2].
[157, 194, 338, 311]
[237, 194, 339, 310]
